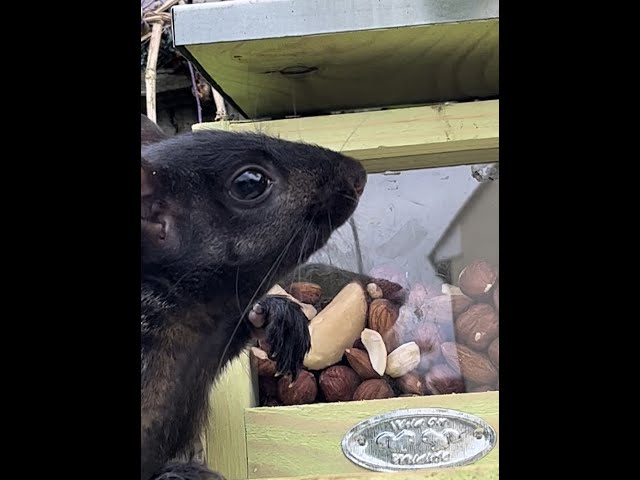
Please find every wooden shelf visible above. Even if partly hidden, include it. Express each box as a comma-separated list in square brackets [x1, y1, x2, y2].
[173, 0, 498, 119]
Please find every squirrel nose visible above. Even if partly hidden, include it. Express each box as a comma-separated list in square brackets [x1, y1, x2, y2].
[351, 163, 367, 198]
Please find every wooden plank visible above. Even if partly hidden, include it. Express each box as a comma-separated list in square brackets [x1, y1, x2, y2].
[194, 100, 499, 172]
[183, 19, 497, 119]
[252, 464, 497, 480]
[203, 350, 257, 479]
[245, 391, 498, 479]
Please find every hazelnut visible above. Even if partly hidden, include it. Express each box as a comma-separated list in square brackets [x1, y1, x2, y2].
[413, 322, 443, 362]
[251, 347, 277, 377]
[441, 342, 497, 385]
[424, 364, 465, 395]
[353, 379, 395, 401]
[458, 260, 498, 299]
[319, 365, 362, 402]
[277, 370, 317, 405]
[397, 372, 427, 395]
[455, 303, 499, 351]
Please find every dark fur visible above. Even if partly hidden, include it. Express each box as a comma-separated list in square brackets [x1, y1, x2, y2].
[141, 115, 366, 479]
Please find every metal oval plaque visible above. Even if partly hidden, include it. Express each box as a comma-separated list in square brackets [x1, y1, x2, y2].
[341, 408, 496, 472]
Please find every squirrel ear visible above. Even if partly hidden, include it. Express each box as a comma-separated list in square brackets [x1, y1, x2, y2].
[141, 160, 178, 252]
[141, 114, 168, 145]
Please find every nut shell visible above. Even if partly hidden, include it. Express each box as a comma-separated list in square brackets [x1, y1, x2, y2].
[352, 379, 395, 401]
[441, 342, 498, 385]
[319, 365, 362, 402]
[455, 303, 499, 351]
[251, 347, 277, 377]
[413, 321, 443, 362]
[397, 372, 427, 395]
[277, 371, 318, 405]
[458, 260, 498, 299]
[424, 364, 465, 395]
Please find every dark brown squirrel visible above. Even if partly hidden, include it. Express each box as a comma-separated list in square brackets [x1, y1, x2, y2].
[140, 114, 367, 480]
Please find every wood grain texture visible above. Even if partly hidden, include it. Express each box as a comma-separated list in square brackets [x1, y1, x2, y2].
[185, 19, 498, 119]
[194, 100, 499, 173]
[253, 464, 497, 480]
[245, 391, 498, 479]
[203, 350, 257, 479]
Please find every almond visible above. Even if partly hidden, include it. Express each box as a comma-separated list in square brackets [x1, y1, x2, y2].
[458, 260, 498, 299]
[455, 303, 499, 351]
[345, 348, 382, 380]
[250, 346, 277, 377]
[441, 342, 497, 385]
[352, 379, 394, 401]
[385, 342, 421, 378]
[424, 364, 465, 395]
[488, 338, 499, 368]
[361, 328, 388, 376]
[287, 282, 322, 305]
[319, 365, 362, 402]
[397, 372, 426, 395]
[368, 299, 399, 334]
[277, 370, 318, 405]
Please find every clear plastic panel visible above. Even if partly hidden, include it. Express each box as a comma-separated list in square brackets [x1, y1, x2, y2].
[254, 163, 499, 406]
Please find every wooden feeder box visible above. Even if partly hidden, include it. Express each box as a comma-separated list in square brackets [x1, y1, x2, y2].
[172, 1, 499, 479]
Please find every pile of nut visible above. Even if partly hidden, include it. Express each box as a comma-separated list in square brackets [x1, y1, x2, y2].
[252, 259, 499, 406]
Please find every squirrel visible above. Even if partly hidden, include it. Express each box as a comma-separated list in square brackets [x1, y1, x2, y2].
[141, 114, 367, 479]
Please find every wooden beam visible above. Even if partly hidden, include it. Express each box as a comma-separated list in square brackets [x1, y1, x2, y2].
[194, 100, 499, 172]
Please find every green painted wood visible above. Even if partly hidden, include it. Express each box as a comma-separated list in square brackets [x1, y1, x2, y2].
[245, 392, 498, 478]
[194, 100, 499, 173]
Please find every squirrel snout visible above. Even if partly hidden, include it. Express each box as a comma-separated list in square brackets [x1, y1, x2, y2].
[344, 158, 367, 199]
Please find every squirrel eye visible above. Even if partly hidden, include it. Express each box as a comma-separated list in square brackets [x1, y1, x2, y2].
[229, 169, 272, 202]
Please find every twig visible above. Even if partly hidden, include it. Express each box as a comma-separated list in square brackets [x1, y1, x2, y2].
[145, 22, 163, 123]
[187, 62, 203, 124]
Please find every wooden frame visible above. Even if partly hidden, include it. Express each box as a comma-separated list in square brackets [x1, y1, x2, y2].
[195, 100, 499, 480]
[194, 100, 498, 174]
